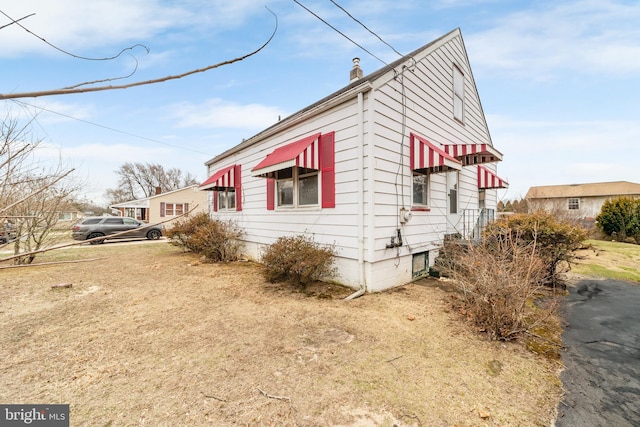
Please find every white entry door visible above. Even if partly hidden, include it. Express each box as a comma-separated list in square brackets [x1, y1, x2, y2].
[446, 171, 461, 235]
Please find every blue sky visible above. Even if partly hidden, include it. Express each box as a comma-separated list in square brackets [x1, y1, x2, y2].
[1, 0, 638, 205]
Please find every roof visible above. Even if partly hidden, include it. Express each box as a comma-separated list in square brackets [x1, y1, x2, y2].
[109, 185, 199, 208]
[525, 181, 640, 199]
[205, 28, 463, 166]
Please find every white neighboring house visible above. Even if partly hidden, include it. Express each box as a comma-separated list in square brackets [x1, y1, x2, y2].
[526, 181, 640, 219]
[110, 185, 208, 227]
[200, 28, 508, 292]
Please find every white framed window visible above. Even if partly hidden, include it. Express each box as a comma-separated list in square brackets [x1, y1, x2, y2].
[217, 189, 236, 211]
[568, 198, 579, 210]
[453, 65, 464, 122]
[412, 172, 429, 207]
[164, 202, 189, 216]
[275, 168, 319, 208]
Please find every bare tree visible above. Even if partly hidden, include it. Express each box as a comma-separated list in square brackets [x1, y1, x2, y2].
[0, 114, 78, 264]
[105, 162, 199, 203]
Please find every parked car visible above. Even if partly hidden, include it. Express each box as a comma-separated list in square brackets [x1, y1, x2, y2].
[0, 222, 18, 244]
[71, 216, 164, 244]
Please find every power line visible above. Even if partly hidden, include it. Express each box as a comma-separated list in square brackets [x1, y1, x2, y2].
[0, 9, 150, 61]
[328, 0, 404, 58]
[11, 100, 215, 157]
[292, 0, 389, 66]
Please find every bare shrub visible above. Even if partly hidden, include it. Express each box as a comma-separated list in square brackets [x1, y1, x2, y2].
[261, 235, 337, 288]
[436, 234, 554, 341]
[165, 212, 243, 262]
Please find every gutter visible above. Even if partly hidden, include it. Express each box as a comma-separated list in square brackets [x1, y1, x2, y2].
[345, 91, 367, 301]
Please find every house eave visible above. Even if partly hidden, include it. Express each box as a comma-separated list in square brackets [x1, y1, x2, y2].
[205, 81, 373, 167]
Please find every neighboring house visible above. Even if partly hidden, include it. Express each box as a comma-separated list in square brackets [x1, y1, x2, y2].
[110, 185, 208, 226]
[200, 28, 508, 292]
[56, 210, 83, 223]
[526, 181, 640, 219]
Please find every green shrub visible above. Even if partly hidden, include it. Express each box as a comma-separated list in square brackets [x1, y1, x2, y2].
[261, 235, 337, 288]
[165, 213, 243, 262]
[596, 197, 640, 243]
[483, 211, 587, 286]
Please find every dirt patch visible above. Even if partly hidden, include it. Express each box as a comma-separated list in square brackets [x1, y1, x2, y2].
[0, 242, 562, 426]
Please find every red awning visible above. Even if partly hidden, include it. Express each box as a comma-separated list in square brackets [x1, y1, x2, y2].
[442, 143, 503, 165]
[410, 133, 462, 172]
[478, 165, 508, 189]
[252, 133, 321, 177]
[200, 164, 236, 191]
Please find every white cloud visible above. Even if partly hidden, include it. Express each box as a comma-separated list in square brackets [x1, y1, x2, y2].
[0, 0, 270, 58]
[168, 98, 287, 130]
[466, 0, 640, 78]
[488, 114, 640, 198]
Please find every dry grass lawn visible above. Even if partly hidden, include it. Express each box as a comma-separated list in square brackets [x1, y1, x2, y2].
[0, 241, 562, 426]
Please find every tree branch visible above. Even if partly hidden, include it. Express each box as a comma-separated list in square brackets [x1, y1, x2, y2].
[0, 168, 74, 214]
[0, 7, 278, 100]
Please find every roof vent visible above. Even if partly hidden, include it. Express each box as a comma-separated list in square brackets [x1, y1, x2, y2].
[350, 57, 363, 82]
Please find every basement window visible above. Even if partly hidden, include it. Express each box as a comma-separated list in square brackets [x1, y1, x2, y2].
[412, 251, 429, 278]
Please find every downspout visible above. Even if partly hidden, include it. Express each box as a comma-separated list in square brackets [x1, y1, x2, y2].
[345, 91, 367, 301]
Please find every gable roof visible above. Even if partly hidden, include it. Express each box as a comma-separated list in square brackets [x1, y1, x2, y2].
[206, 28, 470, 166]
[526, 181, 640, 199]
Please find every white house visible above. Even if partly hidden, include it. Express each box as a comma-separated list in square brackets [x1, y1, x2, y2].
[526, 181, 640, 219]
[200, 28, 507, 292]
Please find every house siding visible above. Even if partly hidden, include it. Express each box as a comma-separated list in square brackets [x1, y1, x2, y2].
[203, 29, 504, 292]
[148, 186, 209, 227]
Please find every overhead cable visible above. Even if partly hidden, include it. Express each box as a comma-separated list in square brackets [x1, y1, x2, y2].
[292, 0, 389, 66]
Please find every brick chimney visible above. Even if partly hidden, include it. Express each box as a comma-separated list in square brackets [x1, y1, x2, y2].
[155, 186, 162, 195]
[350, 57, 363, 82]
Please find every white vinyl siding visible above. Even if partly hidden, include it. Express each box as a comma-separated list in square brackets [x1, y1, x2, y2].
[453, 65, 464, 122]
[203, 30, 500, 291]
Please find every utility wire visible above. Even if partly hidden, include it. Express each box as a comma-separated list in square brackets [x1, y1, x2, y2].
[0, 12, 34, 30]
[292, 0, 388, 66]
[11, 100, 214, 157]
[0, 9, 150, 61]
[328, 0, 404, 58]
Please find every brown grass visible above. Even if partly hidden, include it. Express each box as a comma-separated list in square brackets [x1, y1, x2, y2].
[0, 241, 562, 426]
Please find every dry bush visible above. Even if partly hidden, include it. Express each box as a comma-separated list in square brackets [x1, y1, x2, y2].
[165, 212, 243, 262]
[261, 235, 337, 288]
[436, 234, 555, 341]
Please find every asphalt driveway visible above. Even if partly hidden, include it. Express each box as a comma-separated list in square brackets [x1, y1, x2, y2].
[556, 278, 640, 426]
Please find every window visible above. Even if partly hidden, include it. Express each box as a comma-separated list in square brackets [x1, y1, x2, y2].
[412, 172, 429, 207]
[275, 168, 318, 208]
[217, 189, 236, 211]
[104, 218, 124, 225]
[412, 251, 429, 278]
[568, 198, 580, 210]
[254, 132, 335, 210]
[161, 202, 189, 216]
[453, 65, 464, 122]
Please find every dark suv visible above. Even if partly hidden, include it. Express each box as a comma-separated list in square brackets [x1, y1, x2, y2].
[71, 216, 163, 244]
